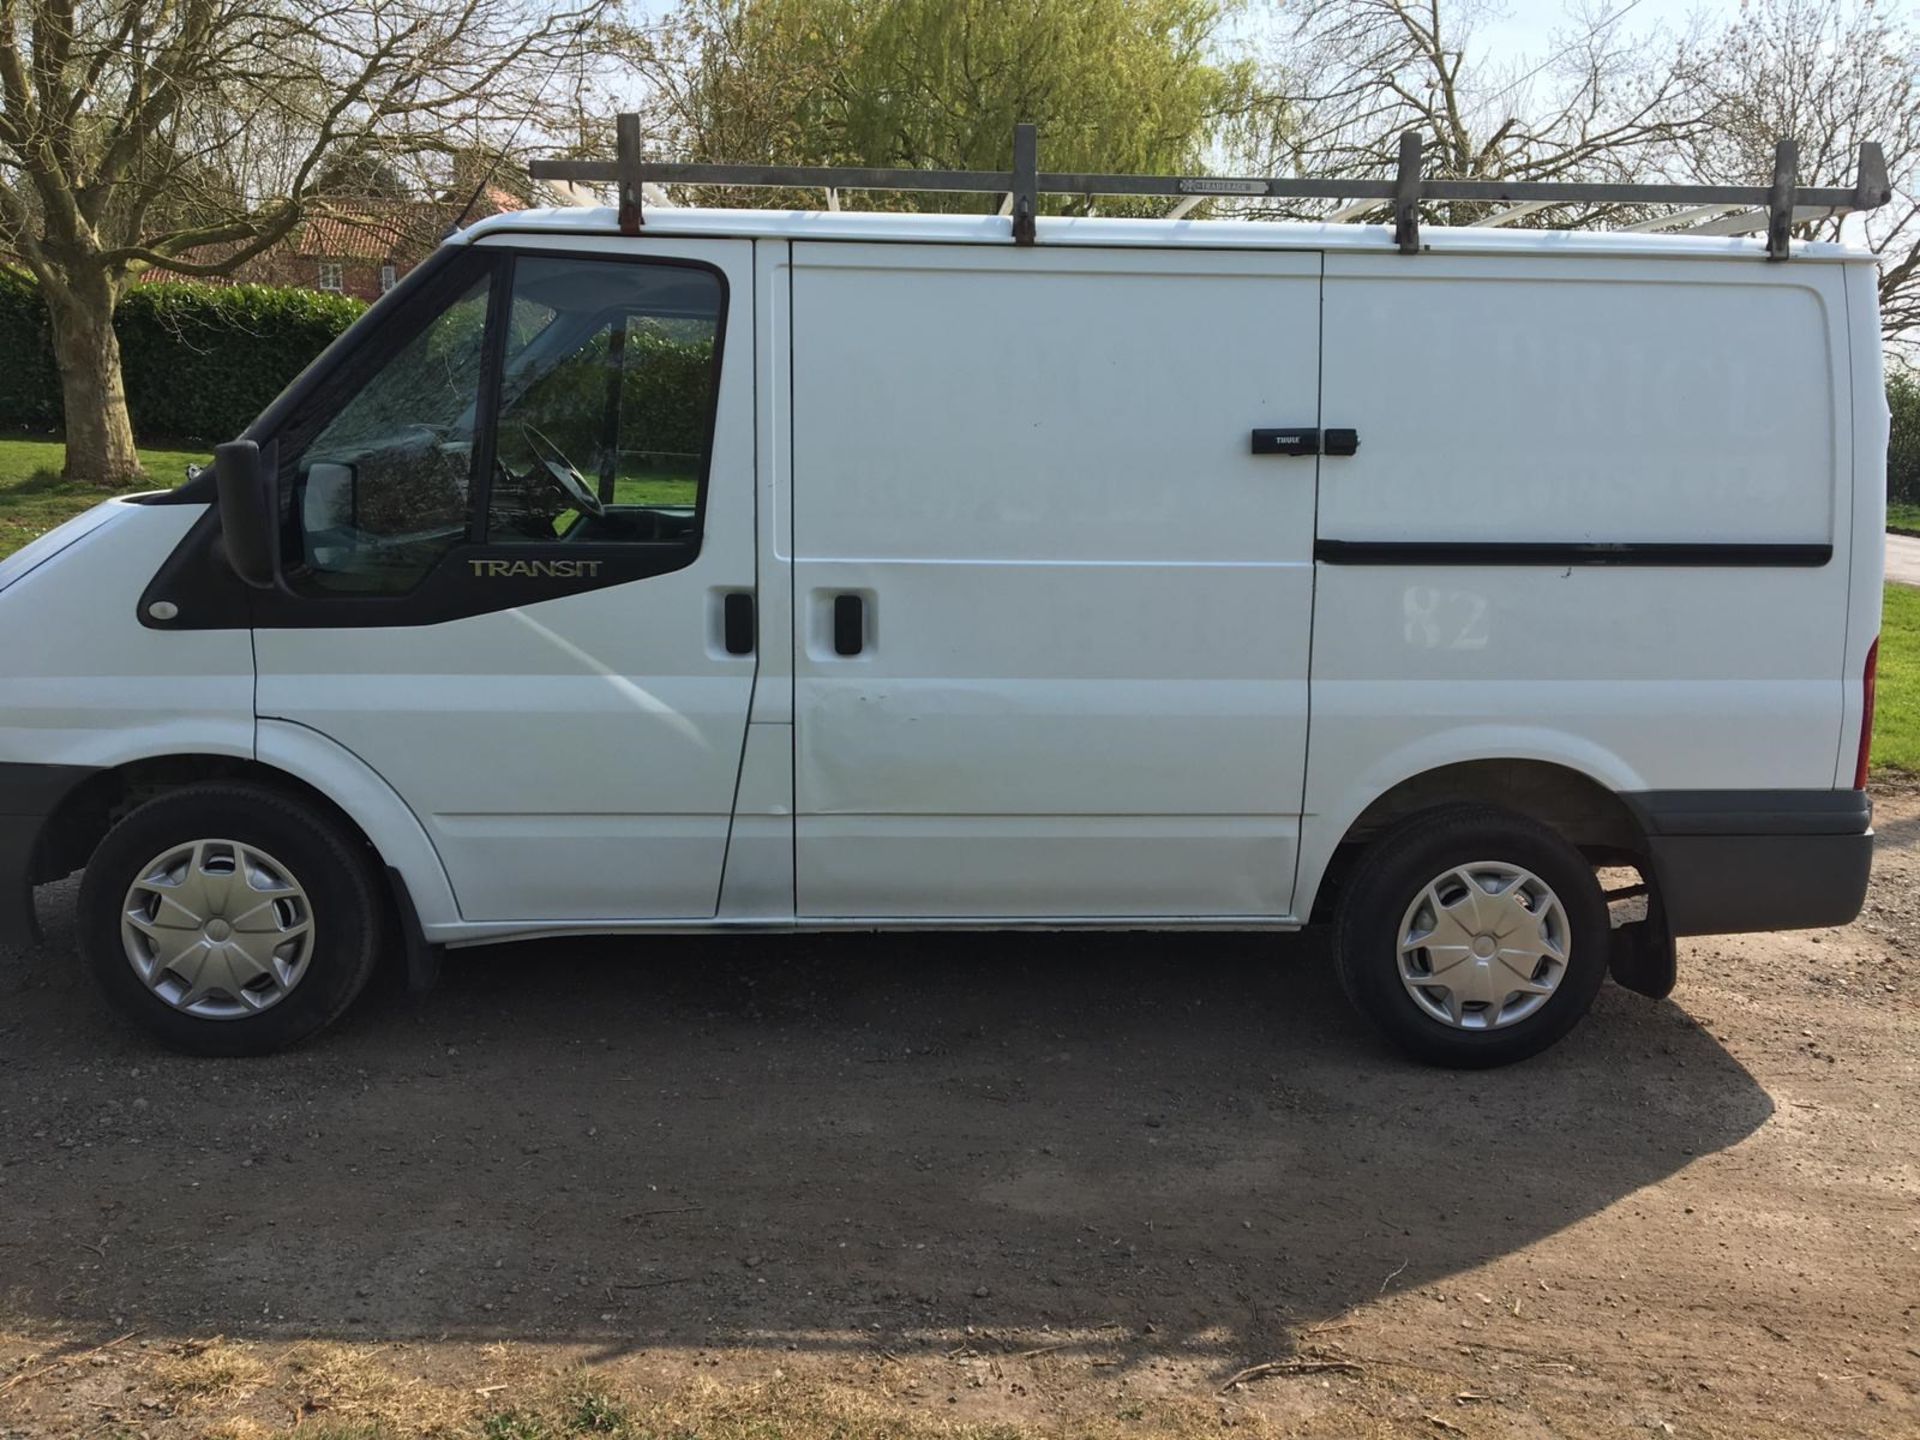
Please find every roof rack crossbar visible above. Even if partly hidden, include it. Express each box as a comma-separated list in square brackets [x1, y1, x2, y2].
[531, 116, 1893, 256]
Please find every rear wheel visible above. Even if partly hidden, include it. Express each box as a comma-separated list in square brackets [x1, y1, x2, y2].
[1333, 805, 1609, 1068]
[78, 783, 385, 1056]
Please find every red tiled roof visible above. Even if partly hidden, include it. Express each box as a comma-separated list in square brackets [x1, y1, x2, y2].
[480, 185, 528, 216]
[296, 206, 444, 261]
[295, 186, 528, 260]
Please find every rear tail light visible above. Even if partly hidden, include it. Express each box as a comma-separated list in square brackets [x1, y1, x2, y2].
[1854, 637, 1879, 790]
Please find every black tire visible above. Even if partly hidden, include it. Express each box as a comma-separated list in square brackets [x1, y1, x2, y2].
[77, 783, 386, 1056]
[1333, 805, 1609, 1068]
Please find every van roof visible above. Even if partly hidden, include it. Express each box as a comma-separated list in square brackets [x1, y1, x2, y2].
[459, 203, 1873, 265]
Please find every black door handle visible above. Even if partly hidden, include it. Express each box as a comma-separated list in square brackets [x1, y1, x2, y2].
[723, 591, 754, 655]
[1250, 427, 1360, 456]
[1252, 427, 1318, 456]
[833, 594, 864, 656]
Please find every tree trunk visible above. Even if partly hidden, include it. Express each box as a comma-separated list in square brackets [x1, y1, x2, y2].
[43, 273, 144, 488]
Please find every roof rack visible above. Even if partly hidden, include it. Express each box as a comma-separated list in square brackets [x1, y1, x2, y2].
[530, 116, 1892, 260]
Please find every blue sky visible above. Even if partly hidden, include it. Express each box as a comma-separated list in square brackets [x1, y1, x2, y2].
[1479, 0, 1707, 58]
[618, 1, 1835, 73]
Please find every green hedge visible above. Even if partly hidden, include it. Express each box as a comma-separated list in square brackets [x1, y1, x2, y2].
[0, 268, 62, 431]
[1890, 369, 1920, 507]
[0, 270, 715, 465]
[0, 267, 364, 442]
[504, 320, 718, 475]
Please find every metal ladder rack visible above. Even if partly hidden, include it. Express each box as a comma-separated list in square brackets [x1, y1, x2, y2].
[530, 116, 1892, 260]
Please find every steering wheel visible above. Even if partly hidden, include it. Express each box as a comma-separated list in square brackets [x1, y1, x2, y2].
[520, 423, 605, 518]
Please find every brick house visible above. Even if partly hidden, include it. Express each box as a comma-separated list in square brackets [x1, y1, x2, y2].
[135, 186, 529, 300]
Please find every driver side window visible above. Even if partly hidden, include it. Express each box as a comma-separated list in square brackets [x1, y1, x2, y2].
[281, 251, 725, 598]
[291, 271, 490, 594]
[486, 256, 723, 545]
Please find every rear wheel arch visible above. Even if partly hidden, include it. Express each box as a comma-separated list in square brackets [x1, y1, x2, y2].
[1306, 759, 1651, 925]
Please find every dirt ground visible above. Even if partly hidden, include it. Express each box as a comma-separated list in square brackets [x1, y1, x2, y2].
[1, 789, 1917, 1439]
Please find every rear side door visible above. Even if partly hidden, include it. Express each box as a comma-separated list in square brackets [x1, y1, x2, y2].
[250, 236, 759, 924]
[788, 243, 1322, 919]
[1306, 251, 1856, 825]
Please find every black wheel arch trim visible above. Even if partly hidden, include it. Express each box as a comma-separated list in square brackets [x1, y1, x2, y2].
[0, 762, 104, 948]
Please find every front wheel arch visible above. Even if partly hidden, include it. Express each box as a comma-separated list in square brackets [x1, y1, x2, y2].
[33, 755, 421, 973]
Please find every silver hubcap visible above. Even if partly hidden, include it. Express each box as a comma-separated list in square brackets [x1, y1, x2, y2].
[1397, 861, 1570, 1031]
[120, 839, 315, 1019]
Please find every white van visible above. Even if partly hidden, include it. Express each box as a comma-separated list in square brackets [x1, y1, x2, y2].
[0, 140, 1886, 1066]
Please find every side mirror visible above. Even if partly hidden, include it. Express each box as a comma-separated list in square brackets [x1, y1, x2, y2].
[214, 439, 275, 590]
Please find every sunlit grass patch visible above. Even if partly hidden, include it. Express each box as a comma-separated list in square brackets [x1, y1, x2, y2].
[0, 432, 209, 559]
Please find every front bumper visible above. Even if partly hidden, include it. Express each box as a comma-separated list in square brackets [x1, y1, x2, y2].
[0, 763, 99, 948]
[1628, 789, 1874, 937]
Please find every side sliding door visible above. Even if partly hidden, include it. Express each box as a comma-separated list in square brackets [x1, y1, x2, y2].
[789, 243, 1323, 920]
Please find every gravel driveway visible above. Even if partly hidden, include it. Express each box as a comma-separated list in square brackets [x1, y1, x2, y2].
[2, 791, 1917, 1437]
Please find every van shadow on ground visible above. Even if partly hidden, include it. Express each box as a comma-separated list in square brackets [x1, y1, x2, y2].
[1, 878, 1773, 1375]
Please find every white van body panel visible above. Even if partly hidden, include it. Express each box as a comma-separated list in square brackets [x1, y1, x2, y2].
[337, 216, 1876, 941]
[0, 498, 132, 597]
[0, 502, 253, 769]
[472, 204, 1864, 265]
[1837, 262, 1887, 788]
[789, 243, 1319, 918]
[1316, 254, 1843, 544]
[253, 717, 462, 929]
[1293, 251, 1859, 914]
[748, 233, 795, 729]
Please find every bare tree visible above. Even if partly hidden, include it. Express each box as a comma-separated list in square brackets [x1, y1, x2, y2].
[1274, 0, 1918, 343]
[0, 0, 602, 485]
[1269, 0, 1708, 224]
[1682, 0, 1920, 343]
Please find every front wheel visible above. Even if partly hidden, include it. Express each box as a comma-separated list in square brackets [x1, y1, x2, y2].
[1333, 805, 1610, 1068]
[78, 783, 386, 1056]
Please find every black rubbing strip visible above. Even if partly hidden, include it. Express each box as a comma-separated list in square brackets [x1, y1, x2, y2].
[1313, 540, 1833, 568]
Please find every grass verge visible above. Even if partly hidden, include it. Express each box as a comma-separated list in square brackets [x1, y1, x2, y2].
[0, 433, 208, 560]
[1889, 500, 1920, 534]
[1874, 580, 1920, 774]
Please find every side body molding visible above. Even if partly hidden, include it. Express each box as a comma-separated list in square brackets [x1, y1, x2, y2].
[253, 717, 461, 930]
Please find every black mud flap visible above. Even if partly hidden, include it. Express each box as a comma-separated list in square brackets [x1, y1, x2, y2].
[1608, 889, 1677, 1000]
[387, 866, 444, 995]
